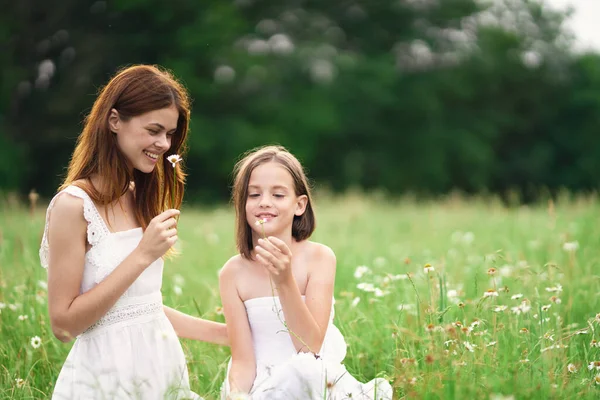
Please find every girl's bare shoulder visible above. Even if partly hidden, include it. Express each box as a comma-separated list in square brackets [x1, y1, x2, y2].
[301, 241, 336, 266]
[219, 254, 253, 279]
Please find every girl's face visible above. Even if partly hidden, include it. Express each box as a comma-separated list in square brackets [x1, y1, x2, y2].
[109, 105, 178, 173]
[245, 161, 307, 239]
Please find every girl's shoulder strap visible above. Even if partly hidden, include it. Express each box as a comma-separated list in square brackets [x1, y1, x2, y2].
[39, 185, 110, 269]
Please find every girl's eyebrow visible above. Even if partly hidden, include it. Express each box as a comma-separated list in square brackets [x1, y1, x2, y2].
[272, 185, 289, 191]
[248, 184, 290, 190]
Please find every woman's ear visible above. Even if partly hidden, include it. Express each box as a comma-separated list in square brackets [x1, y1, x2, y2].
[108, 108, 120, 133]
[294, 195, 308, 216]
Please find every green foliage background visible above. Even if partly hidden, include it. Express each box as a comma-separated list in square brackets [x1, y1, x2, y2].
[2, 0, 600, 201]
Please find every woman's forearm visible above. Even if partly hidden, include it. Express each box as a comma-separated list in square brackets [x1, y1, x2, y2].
[164, 306, 229, 345]
[49, 248, 152, 341]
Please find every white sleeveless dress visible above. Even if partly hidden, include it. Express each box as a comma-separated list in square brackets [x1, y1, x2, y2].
[221, 296, 393, 400]
[40, 185, 200, 400]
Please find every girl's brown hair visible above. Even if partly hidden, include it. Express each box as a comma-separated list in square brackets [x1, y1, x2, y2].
[60, 64, 190, 229]
[232, 145, 316, 259]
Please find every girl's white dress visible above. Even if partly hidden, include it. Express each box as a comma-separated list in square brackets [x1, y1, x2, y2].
[221, 296, 393, 400]
[40, 185, 200, 400]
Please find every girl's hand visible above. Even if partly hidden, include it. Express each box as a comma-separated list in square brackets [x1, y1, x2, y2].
[255, 237, 293, 285]
[136, 209, 180, 265]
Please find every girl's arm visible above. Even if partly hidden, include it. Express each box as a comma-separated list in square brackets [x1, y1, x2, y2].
[256, 238, 336, 354]
[163, 306, 229, 346]
[47, 194, 179, 342]
[219, 257, 256, 395]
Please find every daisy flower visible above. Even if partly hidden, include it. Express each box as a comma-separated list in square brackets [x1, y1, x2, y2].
[166, 154, 183, 168]
[588, 361, 600, 371]
[166, 154, 183, 208]
[30, 336, 41, 349]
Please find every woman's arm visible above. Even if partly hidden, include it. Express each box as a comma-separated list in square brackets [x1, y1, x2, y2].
[47, 194, 179, 342]
[256, 238, 336, 354]
[163, 306, 229, 346]
[219, 258, 256, 394]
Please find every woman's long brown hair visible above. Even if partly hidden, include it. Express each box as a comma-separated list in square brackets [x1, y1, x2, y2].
[59, 64, 190, 229]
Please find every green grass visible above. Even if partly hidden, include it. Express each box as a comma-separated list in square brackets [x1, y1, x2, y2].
[1, 191, 600, 399]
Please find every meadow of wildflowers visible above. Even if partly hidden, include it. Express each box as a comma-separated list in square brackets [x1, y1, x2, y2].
[1, 191, 599, 399]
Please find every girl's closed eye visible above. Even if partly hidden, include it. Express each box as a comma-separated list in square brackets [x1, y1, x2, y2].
[248, 193, 260, 198]
[273, 194, 285, 198]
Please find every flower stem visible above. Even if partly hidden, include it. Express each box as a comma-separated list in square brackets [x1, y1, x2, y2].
[172, 166, 176, 209]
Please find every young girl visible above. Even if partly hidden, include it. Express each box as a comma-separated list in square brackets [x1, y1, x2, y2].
[40, 65, 228, 399]
[219, 145, 393, 399]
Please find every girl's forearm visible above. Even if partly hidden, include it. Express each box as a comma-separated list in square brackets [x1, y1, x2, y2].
[229, 362, 256, 395]
[276, 280, 324, 353]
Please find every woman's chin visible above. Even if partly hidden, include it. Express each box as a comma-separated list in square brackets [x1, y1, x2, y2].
[134, 164, 156, 174]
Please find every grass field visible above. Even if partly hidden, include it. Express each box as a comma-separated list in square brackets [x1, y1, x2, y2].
[1, 191, 600, 399]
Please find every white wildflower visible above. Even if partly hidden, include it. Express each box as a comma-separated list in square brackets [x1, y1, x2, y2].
[351, 297, 360, 307]
[490, 394, 515, 400]
[30, 336, 41, 349]
[356, 282, 375, 292]
[545, 284, 563, 293]
[562, 241, 579, 252]
[373, 257, 386, 268]
[254, 218, 267, 226]
[166, 154, 183, 168]
[18, 315, 28, 321]
[353, 266, 371, 279]
[511, 294, 524, 300]
[499, 265, 513, 277]
[588, 361, 600, 371]
[173, 274, 185, 286]
[463, 341, 476, 352]
[173, 285, 182, 296]
[397, 303, 416, 312]
[567, 363, 577, 373]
